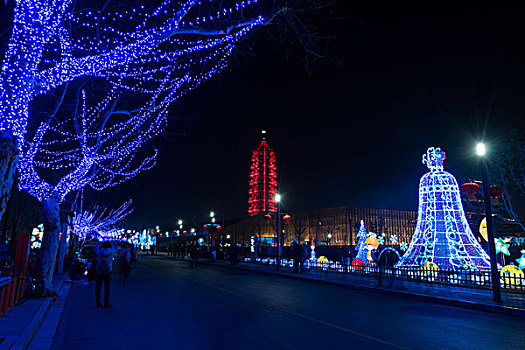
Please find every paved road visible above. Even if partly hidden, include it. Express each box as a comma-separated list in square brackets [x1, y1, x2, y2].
[52, 255, 525, 349]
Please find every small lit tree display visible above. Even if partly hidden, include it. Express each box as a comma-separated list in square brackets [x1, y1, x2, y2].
[355, 220, 368, 263]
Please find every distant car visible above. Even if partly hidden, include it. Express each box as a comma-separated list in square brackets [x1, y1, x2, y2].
[70, 245, 97, 280]
[79, 245, 96, 263]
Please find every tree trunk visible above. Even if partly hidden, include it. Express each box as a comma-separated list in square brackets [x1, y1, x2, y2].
[0, 131, 18, 226]
[38, 194, 61, 294]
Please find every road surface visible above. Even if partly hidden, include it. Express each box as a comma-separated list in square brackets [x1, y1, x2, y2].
[52, 255, 525, 349]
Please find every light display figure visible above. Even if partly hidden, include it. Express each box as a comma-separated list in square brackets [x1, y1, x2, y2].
[248, 130, 278, 216]
[309, 243, 317, 261]
[395, 147, 491, 270]
[355, 220, 368, 263]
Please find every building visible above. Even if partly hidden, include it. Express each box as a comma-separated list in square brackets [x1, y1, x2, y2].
[248, 130, 278, 216]
[220, 206, 417, 247]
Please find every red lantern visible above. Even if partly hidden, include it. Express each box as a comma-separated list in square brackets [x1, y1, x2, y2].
[283, 214, 291, 221]
[489, 185, 504, 198]
[203, 224, 208, 229]
[351, 258, 365, 272]
[216, 225, 222, 230]
[183, 230, 188, 234]
[264, 214, 272, 221]
[461, 182, 480, 195]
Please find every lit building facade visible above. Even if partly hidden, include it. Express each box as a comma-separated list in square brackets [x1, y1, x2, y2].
[220, 206, 417, 247]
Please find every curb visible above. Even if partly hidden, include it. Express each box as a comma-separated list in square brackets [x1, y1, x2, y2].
[8, 275, 72, 350]
[166, 257, 525, 317]
[27, 280, 73, 350]
[9, 298, 52, 350]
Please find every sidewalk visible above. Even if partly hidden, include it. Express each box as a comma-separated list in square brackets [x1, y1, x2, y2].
[166, 255, 525, 316]
[0, 273, 71, 350]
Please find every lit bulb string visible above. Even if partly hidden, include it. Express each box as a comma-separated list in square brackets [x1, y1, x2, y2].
[36, 20, 257, 149]
[18, 89, 161, 202]
[18, 33, 237, 203]
[72, 200, 133, 241]
[34, 2, 265, 97]
[29, 35, 237, 170]
[1, 0, 264, 142]
[0, 0, 74, 139]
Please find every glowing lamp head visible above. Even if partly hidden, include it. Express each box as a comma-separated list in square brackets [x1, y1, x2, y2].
[178, 220, 182, 225]
[210, 211, 215, 218]
[476, 143, 486, 156]
[275, 194, 281, 203]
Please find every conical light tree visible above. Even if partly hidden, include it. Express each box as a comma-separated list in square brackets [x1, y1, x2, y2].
[355, 220, 368, 262]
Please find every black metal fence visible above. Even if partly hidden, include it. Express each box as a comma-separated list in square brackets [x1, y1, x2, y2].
[244, 257, 525, 292]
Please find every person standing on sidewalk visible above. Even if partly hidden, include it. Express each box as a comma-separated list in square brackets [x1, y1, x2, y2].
[95, 241, 115, 308]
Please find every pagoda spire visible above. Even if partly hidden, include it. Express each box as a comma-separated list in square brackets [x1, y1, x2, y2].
[248, 131, 278, 216]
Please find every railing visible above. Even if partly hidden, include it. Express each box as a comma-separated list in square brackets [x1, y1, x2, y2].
[243, 257, 525, 292]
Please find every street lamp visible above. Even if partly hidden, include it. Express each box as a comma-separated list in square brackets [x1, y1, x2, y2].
[275, 193, 281, 270]
[477, 142, 501, 302]
[327, 233, 332, 244]
[209, 211, 217, 260]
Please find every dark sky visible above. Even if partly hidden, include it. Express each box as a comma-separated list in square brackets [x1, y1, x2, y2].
[116, 3, 525, 228]
[2, 2, 525, 228]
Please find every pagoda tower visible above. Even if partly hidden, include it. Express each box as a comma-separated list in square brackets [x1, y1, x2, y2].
[248, 130, 278, 216]
[395, 147, 491, 270]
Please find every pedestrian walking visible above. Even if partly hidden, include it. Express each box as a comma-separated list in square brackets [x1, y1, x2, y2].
[95, 241, 115, 308]
[118, 243, 132, 284]
[190, 245, 198, 268]
[292, 241, 301, 273]
[300, 242, 309, 273]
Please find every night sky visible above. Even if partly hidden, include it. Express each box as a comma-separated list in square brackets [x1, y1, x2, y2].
[2, 3, 525, 228]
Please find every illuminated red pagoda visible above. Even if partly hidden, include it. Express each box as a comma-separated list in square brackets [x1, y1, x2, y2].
[248, 130, 278, 216]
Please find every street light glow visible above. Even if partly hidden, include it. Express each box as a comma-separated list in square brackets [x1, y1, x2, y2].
[210, 211, 215, 218]
[275, 193, 281, 203]
[178, 219, 182, 225]
[476, 143, 486, 156]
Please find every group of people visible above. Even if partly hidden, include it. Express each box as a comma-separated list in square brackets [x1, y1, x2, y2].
[292, 242, 310, 273]
[93, 241, 137, 309]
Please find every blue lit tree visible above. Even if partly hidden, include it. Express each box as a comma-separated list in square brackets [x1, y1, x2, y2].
[72, 200, 133, 242]
[0, 0, 330, 221]
[355, 220, 368, 263]
[0, 0, 331, 292]
[19, 87, 165, 291]
[395, 147, 491, 270]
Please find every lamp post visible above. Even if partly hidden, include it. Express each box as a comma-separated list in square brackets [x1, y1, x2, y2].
[477, 142, 501, 302]
[275, 194, 281, 271]
[178, 219, 183, 257]
[209, 211, 215, 261]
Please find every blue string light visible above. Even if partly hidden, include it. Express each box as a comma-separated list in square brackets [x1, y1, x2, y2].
[1, 1, 267, 202]
[72, 200, 133, 241]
